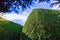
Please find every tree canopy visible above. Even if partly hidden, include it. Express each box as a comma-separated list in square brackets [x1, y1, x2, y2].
[0, 0, 60, 13]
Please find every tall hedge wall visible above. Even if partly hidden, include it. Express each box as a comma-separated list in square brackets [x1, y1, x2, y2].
[22, 9, 60, 40]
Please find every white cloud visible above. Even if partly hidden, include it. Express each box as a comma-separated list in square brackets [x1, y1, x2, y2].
[52, 4, 59, 9]
[2, 12, 29, 25]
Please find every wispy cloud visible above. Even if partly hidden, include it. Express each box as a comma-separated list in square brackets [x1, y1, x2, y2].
[2, 12, 29, 25]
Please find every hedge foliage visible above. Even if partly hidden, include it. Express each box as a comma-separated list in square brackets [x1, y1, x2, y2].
[0, 18, 23, 40]
[22, 9, 60, 40]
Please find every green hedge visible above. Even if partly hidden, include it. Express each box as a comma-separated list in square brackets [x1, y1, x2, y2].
[0, 18, 23, 40]
[22, 9, 60, 40]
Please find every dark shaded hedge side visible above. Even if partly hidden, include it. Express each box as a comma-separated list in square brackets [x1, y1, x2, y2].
[0, 19, 23, 40]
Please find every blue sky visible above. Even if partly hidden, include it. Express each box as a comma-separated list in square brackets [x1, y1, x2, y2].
[2, 0, 59, 26]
